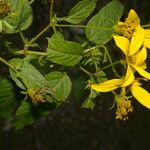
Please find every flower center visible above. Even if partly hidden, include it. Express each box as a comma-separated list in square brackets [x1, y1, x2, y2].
[128, 55, 135, 64]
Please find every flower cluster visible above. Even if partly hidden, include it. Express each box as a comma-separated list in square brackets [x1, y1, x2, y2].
[91, 10, 150, 120]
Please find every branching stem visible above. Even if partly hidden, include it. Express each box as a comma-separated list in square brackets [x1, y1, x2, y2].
[14, 50, 47, 56]
[0, 57, 15, 71]
[28, 24, 51, 45]
[80, 66, 94, 79]
[102, 46, 120, 77]
[101, 60, 122, 70]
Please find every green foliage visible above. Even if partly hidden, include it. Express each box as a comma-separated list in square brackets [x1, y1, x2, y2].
[11, 100, 56, 129]
[0, 0, 134, 128]
[9, 58, 47, 89]
[45, 71, 72, 101]
[86, 0, 123, 44]
[82, 89, 97, 110]
[47, 32, 84, 66]
[62, 0, 98, 24]
[3, 0, 33, 33]
[0, 75, 17, 118]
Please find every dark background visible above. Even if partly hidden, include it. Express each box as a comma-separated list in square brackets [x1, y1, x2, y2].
[0, 0, 150, 149]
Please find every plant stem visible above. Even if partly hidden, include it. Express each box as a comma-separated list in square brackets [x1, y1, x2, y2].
[19, 31, 26, 44]
[28, 24, 51, 45]
[102, 46, 120, 77]
[84, 46, 97, 53]
[26, 23, 111, 46]
[50, 0, 54, 20]
[101, 60, 121, 70]
[55, 24, 112, 30]
[142, 24, 150, 28]
[14, 50, 47, 56]
[29, 0, 35, 4]
[80, 66, 94, 79]
[0, 57, 15, 71]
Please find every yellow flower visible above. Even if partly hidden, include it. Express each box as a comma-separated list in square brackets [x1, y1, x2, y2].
[115, 9, 150, 49]
[116, 9, 140, 39]
[91, 66, 150, 109]
[113, 35, 150, 80]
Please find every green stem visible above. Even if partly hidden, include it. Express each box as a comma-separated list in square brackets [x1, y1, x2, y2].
[55, 24, 112, 30]
[102, 46, 120, 77]
[80, 66, 94, 79]
[19, 31, 26, 44]
[101, 60, 122, 70]
[82, 41, 88, 47]
[50, 0, 54, 20]
[29, 0, 35, 4]
[26, 0, 55, 46]
[28, 24, 51, 45]
[142, 24, 150, 28]
[84, 46, 97, 53]
[0, 57, 15, 71]
[14, 50, 47, 56]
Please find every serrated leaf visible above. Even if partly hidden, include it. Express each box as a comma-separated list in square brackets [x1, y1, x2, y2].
[3, 0, 33, 33]
[47, 32, 84, 66]
[0, 75, 18, 118]
[63, 0, 98, 24]
[9, 58, 47, 89]
[86, 0, 123, 44]
[45, 71, 72, 101]
[11, 100, 56, 129]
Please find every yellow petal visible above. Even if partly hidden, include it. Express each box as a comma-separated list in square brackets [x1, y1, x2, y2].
[144, 29, 150, 38]
[131, 84, 150, 109]
[122, 65, 134, 87]
[113, 35, 129, 56]
[139, 62, 147, 70]
[131, 64, 150, 80]
[144, 29, 150, 48]
[129, 26, 144, 56]
[135, 47, 147, 66]
[144, 38, 150, 49]
[91, 79, 123, 92]
[125, 9, 140, 28]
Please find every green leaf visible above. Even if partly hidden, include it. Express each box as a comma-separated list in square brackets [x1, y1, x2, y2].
[86, 0, 123, 44]
[82, 99, 95, 110]
[45, 71, 72, 101]
[11, 100, 56, 129]
[63, 0, 98, 24]
[47, 32, 84, 66]
[3, 0, 33, 33]
[96, 70, 107, 83]
[0, 75, 18, 118]
[82, 89, 97, 110]
[9, 58, 47, 90]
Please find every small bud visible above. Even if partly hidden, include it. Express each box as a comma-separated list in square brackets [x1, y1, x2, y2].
[0, 1, 10, 19]
[115, 95, 133, 121]
[27, 88, 46, 104]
